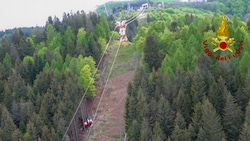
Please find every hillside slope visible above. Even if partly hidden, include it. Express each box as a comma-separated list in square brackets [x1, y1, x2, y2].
[81, 41, 138, 141]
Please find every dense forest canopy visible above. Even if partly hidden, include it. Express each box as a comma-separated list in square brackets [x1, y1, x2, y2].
[0, 10, 114, 140]
[125, 1, 250, 141]
[97, 0, 250, 21]
[0, 0, 250, 140]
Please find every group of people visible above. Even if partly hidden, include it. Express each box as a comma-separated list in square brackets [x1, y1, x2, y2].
[84, 118, 93, 128]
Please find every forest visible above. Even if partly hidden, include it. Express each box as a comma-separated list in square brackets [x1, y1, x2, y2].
[0, 0, 250, 140]
[0, 11, 115, 140]
[125, 1, 250, 141]
[0, 5, 140, 139]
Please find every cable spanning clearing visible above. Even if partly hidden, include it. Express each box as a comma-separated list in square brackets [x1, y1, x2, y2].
[61, 27, 116, 141]
[85, 42, 122, 141]
[85, 9, 144, 141]
[62, 8, 144, 141]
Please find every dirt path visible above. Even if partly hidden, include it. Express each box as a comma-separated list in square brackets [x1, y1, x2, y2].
[76, 39, 138, 141]
[79, 41, 137, 140]
[86, 71, 134, 141]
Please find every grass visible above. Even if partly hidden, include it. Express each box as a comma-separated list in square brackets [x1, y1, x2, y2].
[104, 40, 138, 79]
[111, 134, 125, 141]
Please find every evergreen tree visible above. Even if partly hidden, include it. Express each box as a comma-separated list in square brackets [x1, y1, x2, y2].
[88, 35, 101, 62]
[12, 129, 23, 141]
[171, 125, 191, 141]
[197, 53, 212, 84]
[174, 111, 187, 129]
[157, 95, 175, 137]
[240, 73, 250, 109]
[24, 121, 37, 141]
[131, 64, 148, 93]
[0, 106, 16, 140]
[239, 52, 250, 78]
[127, 120, 140, 141]
[171, 112, 191, 141]
[3, 83, 13, 111]
[143, 32, 161, 71]
[223, 92, 243, 141]
[125, 95, 138, 133]
[148, 68, 163, 99]
[30, 112, 45, 138]
[208, 76, 228, 116]
[63, 26, 76, 56]
[198, 98, 225, 141]
[152, 121, 165, 141]
[76, 27, 87, 56]
[239, 100, 250, 141]
[239, 122, 250, 141]
[46, 24, 57, 45]
[173, 88, 192, 123]
[139, 118, 151, 141]
[148, 98, 158, 128]
[190, 67, 206, 107]
[50, 128, 60, 141]
[188, 102, 203, 141]
[137, 87, 148, 123]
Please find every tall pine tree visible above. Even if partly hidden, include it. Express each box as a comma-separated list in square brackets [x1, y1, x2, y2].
[223, 91, 243, 141]
[143, 32, 161, 71]
[198, 98, 225, 141]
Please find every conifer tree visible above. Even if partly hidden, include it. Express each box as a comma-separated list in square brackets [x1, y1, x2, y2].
[173, 88, 192, 123]
[41, 125, 50, 141]
[171, 112, 191, 141]
[208, 76, 228, 116]
[223, 91, 243, 141]
[76, 27, 87, 56]
[63, 26, 76, 55]
[50, 128, 60, 141]
[188, 102, 203, 141]
[3, 83, 13, 111]
[197, 53, 212, 83]
[239, 52, 250, 78]
[12, 129, 23, 141]
[125, 95, 138, 132]
[143, 32, 161, 71]
[171, 125, 191, 141]
[157, 95, 175, 137]
[139, 118, 151, 141]
[46, 24, 57, 46]
[190, 67, 206, 106]
[239, 122, 250, 141]
[137, 87, 148, 122]
[233, 68, 247, 109]
[0, 106, 16, 140]
[240, 73, 250, 108]
[148, 99, 158, 128]
[127, 120, 140, 141]
[198, 98, 225, 141]
[152, 121, 165, 141]
[174, 111, 187, 129]
[239, 100, 250, 141]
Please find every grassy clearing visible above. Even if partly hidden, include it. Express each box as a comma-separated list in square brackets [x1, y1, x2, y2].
[104, 41, 138, 79]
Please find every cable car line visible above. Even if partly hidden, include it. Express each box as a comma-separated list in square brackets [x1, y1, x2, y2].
[61, 26, 117, 141]
[85, 42, 122, 141]
[85, 9, 144, 141]
[62, 7, 145, 141]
